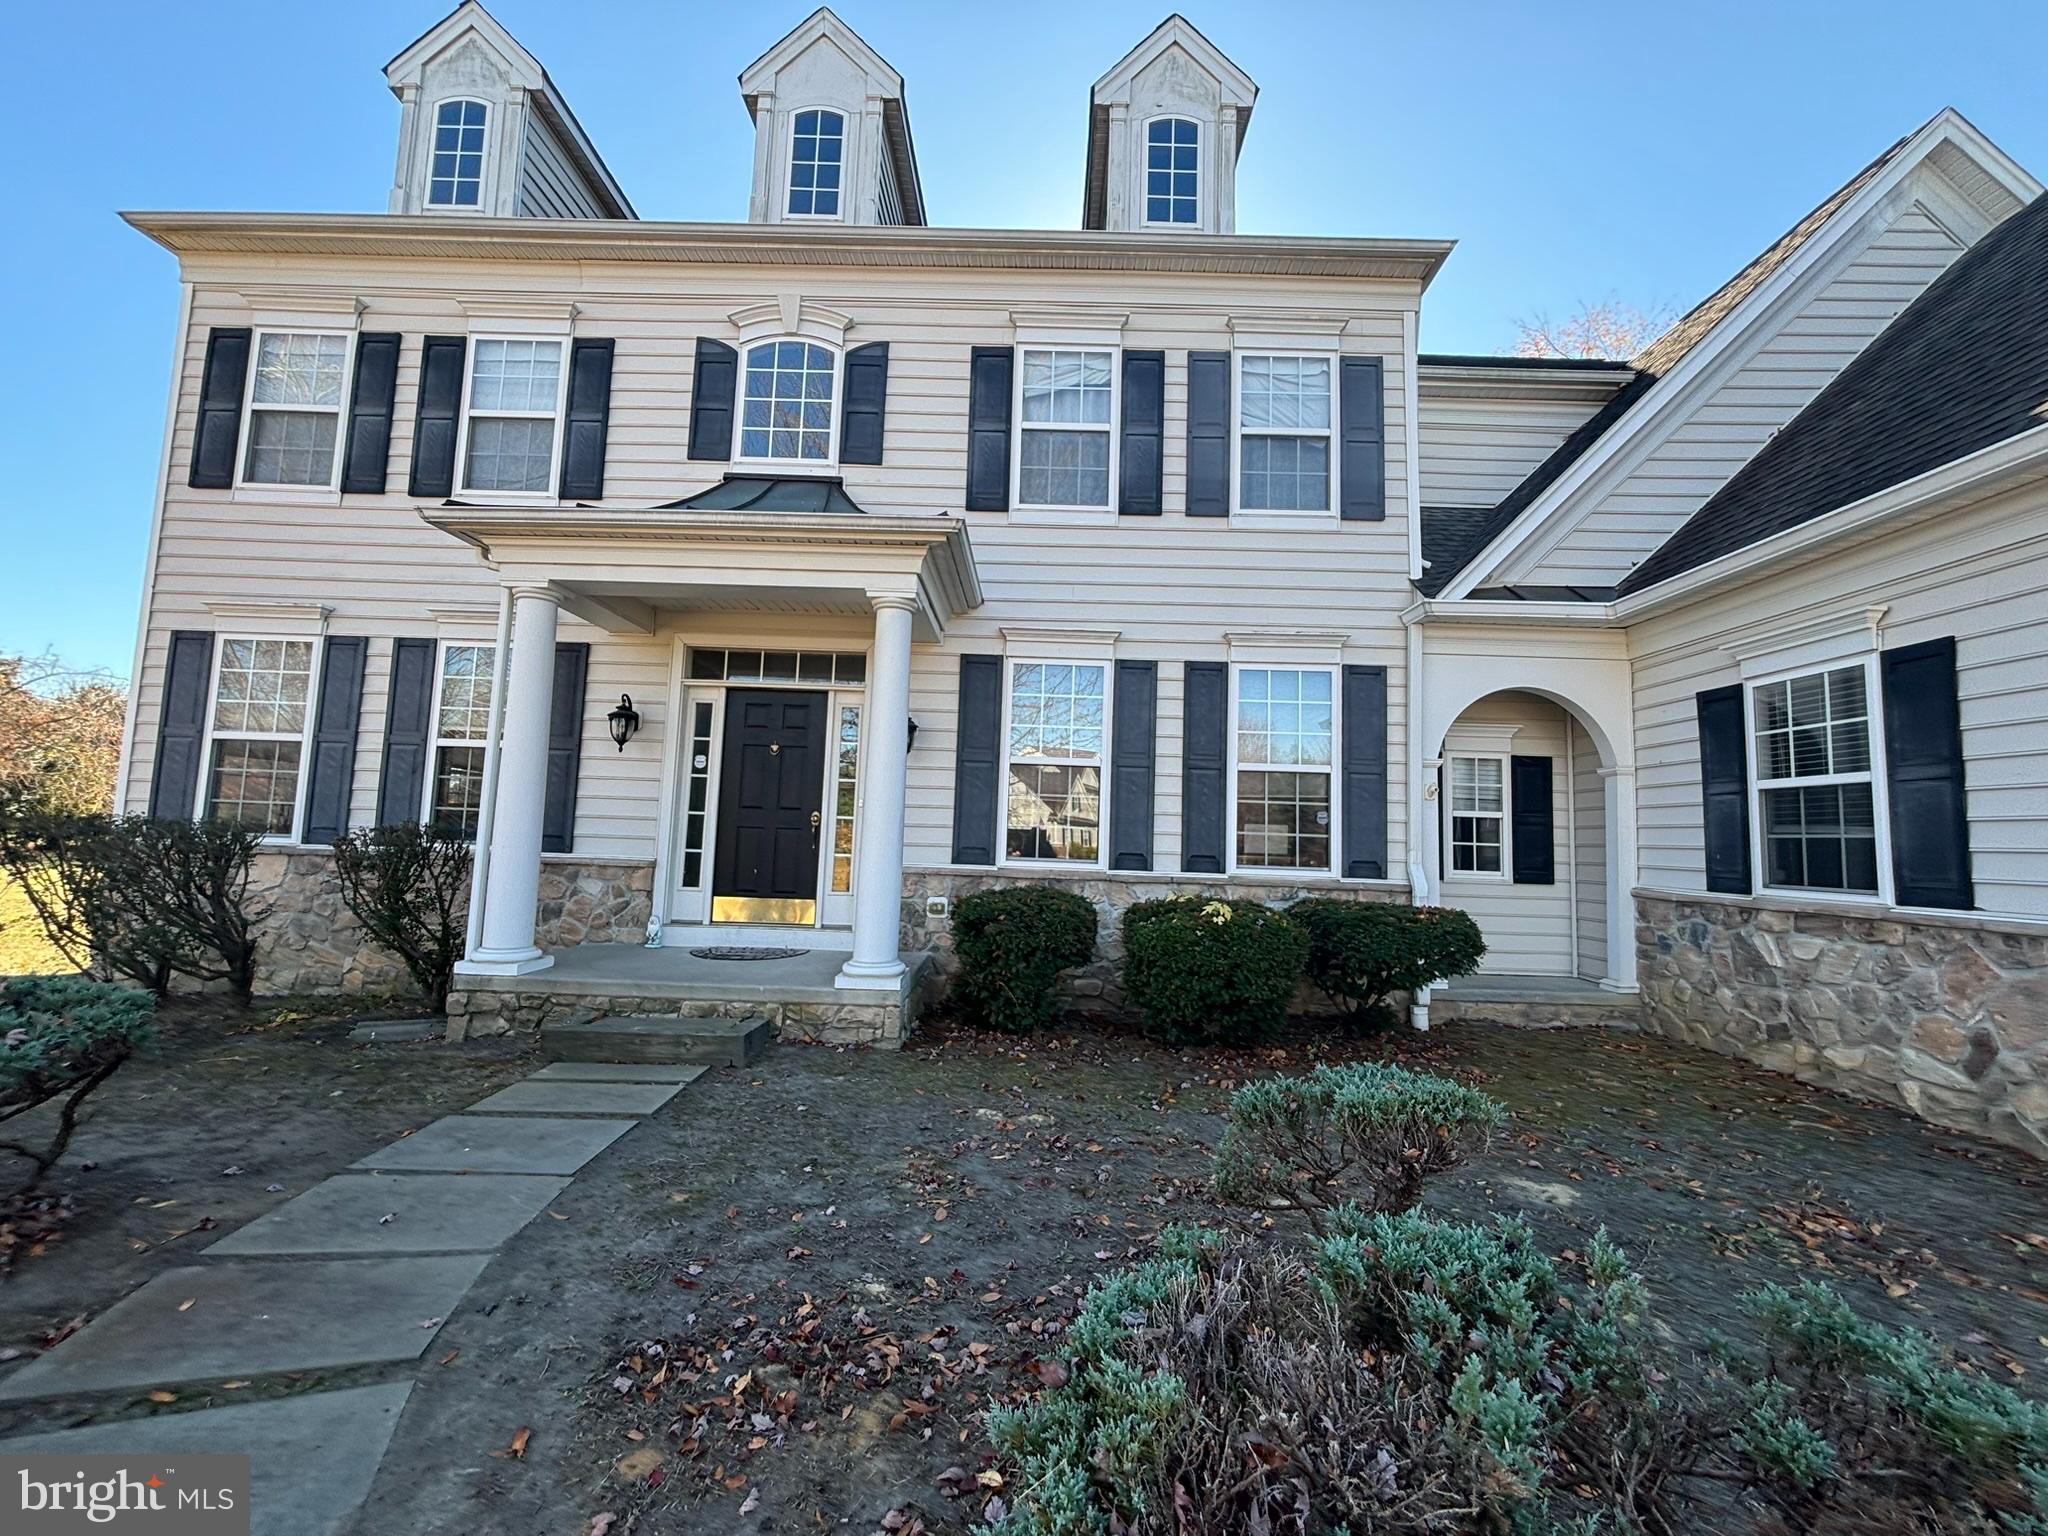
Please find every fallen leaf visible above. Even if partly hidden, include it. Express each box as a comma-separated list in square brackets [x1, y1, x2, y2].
[147, 1390, 177, 1404]
[220, 1380, 250, 1390]
[587, 1515, 616, 1536]
[438, 1350, 460, 1367]
[739, 1489, 760, 1515]
[496, 1426, 532, 1460]
[615, 1447, 664, 1481]
[177, 1298, 196, 1313]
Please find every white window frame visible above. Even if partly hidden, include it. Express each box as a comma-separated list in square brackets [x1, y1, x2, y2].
[1140, 114, 1203, 229]
[233, 326, 357, 496]
[423, 640, 496, 837]
[999, 657, 1111, 870]
[1010, 344, 1122, 519]
[733, 337, 843, 470]
[1225, 663, 1339, 877]
[785, 105, 848, 222]
[454, 333, 571, 501]
[194, 634, 324, 844]
[425, 97, 492, 211]
[1444, 752, 1510, 882]
[1231, 351, 1338, 517]
[1743, 653, 1893, 905]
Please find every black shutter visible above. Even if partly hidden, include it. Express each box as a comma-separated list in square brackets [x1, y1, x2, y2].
[148, 630, 215, 819]
[557, 338, 615, 500]
[965, 346, 1014, 511]
[1109, 660, 1157, 870]
[1181, 661, 1228, 873]
[377, 638, 436, 825]
[301, 636, 367, 845]
[687, 338, 737, 461]
[840, 342, 890, 465]
[1339, 356, 1387, 521]
[408, 336, 466, 498]
[1341, 665, 1389, 879]
[1510, 754, 1555, 885]
[1882, 637, 1973, 910]
[1185, 351, 1230, 517]
[189, 328, 251, 489]
[542, 642, 590, 854]
[950, 654, 1002, 864]
[341, 332, 402, 494]
[1696, 684, 1752, 895]
[1119, 350, 1165, 516]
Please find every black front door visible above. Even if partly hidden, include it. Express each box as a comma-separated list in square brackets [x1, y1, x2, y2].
[712, 689, 828, 923]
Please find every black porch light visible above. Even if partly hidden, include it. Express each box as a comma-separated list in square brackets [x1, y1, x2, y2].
[607, 694, 641, 752]
[907, 716, 919, 751]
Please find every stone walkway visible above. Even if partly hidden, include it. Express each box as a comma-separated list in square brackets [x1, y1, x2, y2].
[0, 1057, 703, 1536]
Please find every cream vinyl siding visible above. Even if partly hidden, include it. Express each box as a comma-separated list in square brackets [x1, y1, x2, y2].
[1417, 392, 1604, 510]
[128, 257, 1417, 880]
[516, 115, 612, 219]
[1628, 481, 2048, 919]
[1505, 202, 1969, 589]
[1438, 692, 1574, 976]
[1569, 716, 1607, 980]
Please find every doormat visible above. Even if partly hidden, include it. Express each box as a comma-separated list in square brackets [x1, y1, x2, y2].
[689, 946, 812, 962]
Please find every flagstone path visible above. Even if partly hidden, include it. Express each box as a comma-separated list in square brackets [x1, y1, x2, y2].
[0, 1057, 705, 1536]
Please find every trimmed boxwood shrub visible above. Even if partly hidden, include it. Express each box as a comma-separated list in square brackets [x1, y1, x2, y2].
[1121, 897, 1308, 1046]
[950, 885, 1098, 1033]
[1289, 898, 1486, 1027]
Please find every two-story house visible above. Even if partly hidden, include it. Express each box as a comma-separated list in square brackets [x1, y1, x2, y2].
[116, 4, 2048, 1155]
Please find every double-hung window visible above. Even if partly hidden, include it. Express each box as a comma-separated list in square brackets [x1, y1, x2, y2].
[1004, 661, 1106, 863]
[241, 331, 350, 489]
[428, 643, 495, 837]
[1237, 354, 1334, 512]
[428, 99, 488, 207]
[202, 638, 319, 838]
[787, 108, 844, 218]
[1016, 349, 1115, 511]
[1447, 755, 1507, 876]
[739, 340, 837, 463]
[460, 338, 565, 495]
[1751, 662, 1880, 895]
[1233, 667, 1334, 870]
[1144, 117, 1200, 225]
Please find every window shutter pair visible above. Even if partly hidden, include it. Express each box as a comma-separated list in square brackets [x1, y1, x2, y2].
[412, 335, 616, 499]
[688, 340, 890, 466]
[962, 347, 1167, 515]
[1189, 353, 1385, 519]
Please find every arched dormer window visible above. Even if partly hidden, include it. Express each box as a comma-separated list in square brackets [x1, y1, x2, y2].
[740, 339, 838, 463]
[428, 99, 489, 207]
[787, 109, 846, 218]
[1144, 116, 1200, 225]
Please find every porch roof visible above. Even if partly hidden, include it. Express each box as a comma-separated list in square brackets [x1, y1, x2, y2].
[658, 474, 870, 515]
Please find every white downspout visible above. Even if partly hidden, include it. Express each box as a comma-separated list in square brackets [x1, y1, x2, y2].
[1405, 616, 1433, 1031]
[462, 585, 516, 961]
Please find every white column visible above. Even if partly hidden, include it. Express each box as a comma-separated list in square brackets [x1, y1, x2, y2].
[838, 594, 916, 989]
[1601, 764, 1639, 992]
[462, 584, 561, 976]
[1417, 756, 1444, 904]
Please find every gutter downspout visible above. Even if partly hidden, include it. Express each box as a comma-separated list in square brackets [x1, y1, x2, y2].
[1405, 615, 1432, 1032]
[462, 586, 516, 962]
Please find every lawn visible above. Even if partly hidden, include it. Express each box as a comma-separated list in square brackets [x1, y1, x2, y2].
[0, 869, 73, 977]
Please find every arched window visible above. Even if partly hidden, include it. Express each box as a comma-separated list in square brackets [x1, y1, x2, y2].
[741, 340, 837, 462]
[428, 99, 488, 207]
[788, 108, 845, 218]
[1144, 117, 1200, 225]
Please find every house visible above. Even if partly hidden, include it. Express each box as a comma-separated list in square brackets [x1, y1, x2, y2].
[115, 4, 2048, 1154]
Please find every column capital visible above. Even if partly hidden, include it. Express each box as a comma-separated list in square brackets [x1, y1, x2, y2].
[505, 581, 563, 606]
[869, 592, 920, 616]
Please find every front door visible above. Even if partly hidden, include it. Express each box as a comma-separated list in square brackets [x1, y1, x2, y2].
[711, 688, 828, 924]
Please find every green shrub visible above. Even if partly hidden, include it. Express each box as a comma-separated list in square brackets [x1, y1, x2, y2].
[333, 823, 473, 1011]
[950, 885, 1098, 1034]
[1288, 898, 1486, 1025]
[0, 976, 154, 1191]
[1120, 897, 1307, 1045]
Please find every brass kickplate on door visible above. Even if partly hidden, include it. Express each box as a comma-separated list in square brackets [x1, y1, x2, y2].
[713, 896, 817, 925]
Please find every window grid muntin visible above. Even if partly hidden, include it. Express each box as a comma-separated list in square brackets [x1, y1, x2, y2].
[685, 649, 867, 686]
[428, 99, 488, 207]
[1004, 661, 1107, 865]
[203, 637, 317, 837]
[1237, 354, 1334, 513]
[1232, 667, 1335, 871]
[459, 337, 564, 495]
[428, 643, 496, 838]
[1750, 662, 1881, 897]
[787, 108, 845, 218]
[1017, 348, 1115, 510]
[739, 340, 836, 463]
[831, 705, 861, 893]
[1447, 754, 1506, 876]
[1144, 116, 1200, 225]
[241, 330, 350, 488]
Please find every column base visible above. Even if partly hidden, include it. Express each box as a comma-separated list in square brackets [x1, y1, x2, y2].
[1597, 977, 1640, 995]
[456, 949, 556, 978]
[836, 957, 907, 991]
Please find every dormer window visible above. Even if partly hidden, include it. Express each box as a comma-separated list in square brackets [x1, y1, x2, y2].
[787, 109, 845, 218]
[740, 340, 837, 462]
[428, 99, 488, 207]
[1144, 117, 1200, 225]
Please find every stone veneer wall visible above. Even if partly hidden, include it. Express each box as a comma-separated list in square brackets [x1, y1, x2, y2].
[445, 974, 930, 1048]
[1637, 892, 2048, 1158]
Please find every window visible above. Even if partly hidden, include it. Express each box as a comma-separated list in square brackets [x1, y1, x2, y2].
[787, 108, 844, 217]
[1447, 755, 1506, 876]
[241, 331, 350, 488]
[428, 99, 488, 207]
[680, 700, 715, 889]
[460, 338, 564, 494]
[1145, 117, 1200, 225]
[831, 705, 861, 893]
[1752, 663, 1880, 895]
[686, 649, 865, 685]
[203, 638, 318, 837]
[739, 340, 836, 463]
[1237, 355, 1334, 512]
[1233, 667, 1334, 870]
[1004, 661, 1105, 863]
[428, 643, 494, 837]
[1017, 349, 1115, 509]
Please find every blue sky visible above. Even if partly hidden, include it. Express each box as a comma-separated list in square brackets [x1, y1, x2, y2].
[3, 0, 2044, 677]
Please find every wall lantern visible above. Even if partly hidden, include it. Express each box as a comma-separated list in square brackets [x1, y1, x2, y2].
[607, 694, 641, 752]
[907, 716, 920, 751]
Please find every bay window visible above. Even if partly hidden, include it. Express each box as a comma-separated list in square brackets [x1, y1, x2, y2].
[1004, 661, 1106, 863]
[202, 637, 318, 837]
[1233, 667, 1334, 870]
[1752, 662, 1880, 895]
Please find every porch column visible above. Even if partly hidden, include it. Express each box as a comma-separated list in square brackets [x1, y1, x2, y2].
[1601, 764, 1639, 992]
[464, 583, 561, 976]
[1416, 756, 1444, 903]
[839, 594, 916, 989]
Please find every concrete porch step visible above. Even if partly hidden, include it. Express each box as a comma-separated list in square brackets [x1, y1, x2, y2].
[543, 1012, 773, 1068]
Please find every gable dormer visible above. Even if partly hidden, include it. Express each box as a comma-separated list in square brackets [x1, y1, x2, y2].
[385, 1, 633, 219]
[1083, 16, 1257, 234]
[739, 8, 926, 227]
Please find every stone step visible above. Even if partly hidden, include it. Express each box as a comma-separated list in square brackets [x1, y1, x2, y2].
[542, 1012, 772, 1068]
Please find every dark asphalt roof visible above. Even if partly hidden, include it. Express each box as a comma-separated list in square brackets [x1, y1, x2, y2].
[658, 475, 869, 515]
